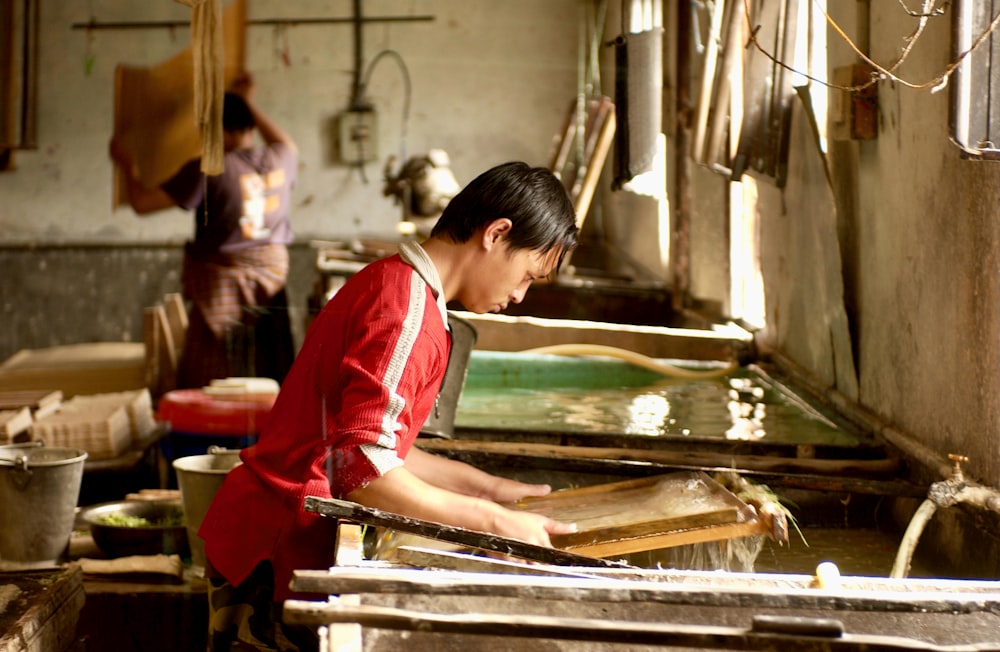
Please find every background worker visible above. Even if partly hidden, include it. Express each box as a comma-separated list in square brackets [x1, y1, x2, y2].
[110, 75, 298, 388]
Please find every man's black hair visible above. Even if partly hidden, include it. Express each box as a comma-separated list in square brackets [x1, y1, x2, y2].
[223, 93, 256, 133]
[431, 161, 578, 261]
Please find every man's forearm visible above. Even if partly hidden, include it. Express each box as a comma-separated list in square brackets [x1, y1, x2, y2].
[248, 101, 297, 153]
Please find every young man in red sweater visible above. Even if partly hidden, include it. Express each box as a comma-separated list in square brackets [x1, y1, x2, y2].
[200, 160, 580, 651]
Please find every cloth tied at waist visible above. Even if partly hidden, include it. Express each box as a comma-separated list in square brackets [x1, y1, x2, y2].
[183, 243, 289, 339]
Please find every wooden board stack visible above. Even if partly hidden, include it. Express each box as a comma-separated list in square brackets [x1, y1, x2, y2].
[0, 407, 33, 444]
[0, 390, 64, 445]
[32, 389, 156, 459]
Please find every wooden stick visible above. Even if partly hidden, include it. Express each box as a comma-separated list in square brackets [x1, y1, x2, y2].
[289, 565, 1000, 615]
[283, 602, 870, 650]
[418, 438, 902, 477]
[390, 546, 607, 579]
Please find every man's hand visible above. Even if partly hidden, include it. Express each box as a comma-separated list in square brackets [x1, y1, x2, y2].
[491, 506, 577, 548]
[108, 137, 136, 175]
[485, 476, 555, 504]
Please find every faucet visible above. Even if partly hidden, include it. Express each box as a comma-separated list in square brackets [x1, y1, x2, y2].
[890, 454, 1000, 578]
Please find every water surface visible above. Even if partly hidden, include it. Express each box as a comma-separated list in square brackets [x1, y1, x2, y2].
[456, 352, 861, 447]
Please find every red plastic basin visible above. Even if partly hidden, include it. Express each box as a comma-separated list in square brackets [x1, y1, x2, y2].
[156, 389, 276, 436]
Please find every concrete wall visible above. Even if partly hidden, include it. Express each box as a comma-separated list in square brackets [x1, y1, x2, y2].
[0, 1, 582, 361]
[728, 3, 1000, 571]
[1, 0, 579, 244]
[776, 4, 1000, 489]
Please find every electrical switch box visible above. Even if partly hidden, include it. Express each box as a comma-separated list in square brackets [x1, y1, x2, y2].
[338, 108, 378, 164]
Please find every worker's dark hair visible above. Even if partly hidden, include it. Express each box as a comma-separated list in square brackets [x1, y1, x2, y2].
[431, 161, 578, 263]
[223, 93, 256, 133]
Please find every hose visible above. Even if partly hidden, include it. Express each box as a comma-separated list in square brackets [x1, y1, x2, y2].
[520, 344, 739, 380]
[890, 498, 937, 579]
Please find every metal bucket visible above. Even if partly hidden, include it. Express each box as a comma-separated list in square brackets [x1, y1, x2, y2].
[420, 313, 478, 439]
[173, 448, 243, 575]
[0, 444, 87, 569]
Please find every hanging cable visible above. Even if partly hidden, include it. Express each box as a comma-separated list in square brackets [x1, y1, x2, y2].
[740, 0, 1000, 93]
[357, 49, 412, 171]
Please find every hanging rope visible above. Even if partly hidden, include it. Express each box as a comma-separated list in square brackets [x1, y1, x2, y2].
[178, 0, 226, 174]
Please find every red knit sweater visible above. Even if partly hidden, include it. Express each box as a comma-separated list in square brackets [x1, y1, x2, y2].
[199, 246, 450, 600]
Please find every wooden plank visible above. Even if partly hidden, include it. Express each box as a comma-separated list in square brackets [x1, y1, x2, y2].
[154, 305, 179, 389]
[284, 601, 976, 651]
[0, 389, 61, 411]
[548, 98, 578, 176]
[391, 546, 607, 579]
[571, 97, 615, 227]
[0, 343, 146, 398]
[303, 496, 628, 569]
[0, 406, 32, 442]
[144, 302, 179, 396]
[0, 566, 85, 652]
[334, 523, 366, 567]
[323, 594, 363, 652]
[417, 439, 901, 477]
[290, 565, 1000, 614]
[143, 306, 161, 395]
[162, 292, 188, 357]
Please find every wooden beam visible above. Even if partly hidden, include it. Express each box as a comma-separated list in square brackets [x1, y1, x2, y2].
[289, 565, 1000, 614]
[282, 602, 868, 650]
[417, 439, 902, 477]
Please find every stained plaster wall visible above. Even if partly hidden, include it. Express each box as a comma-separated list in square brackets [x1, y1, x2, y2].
[734, 4, 1000, 573]
[0, 0, 581, 361]
[833, 5, 1000, 488]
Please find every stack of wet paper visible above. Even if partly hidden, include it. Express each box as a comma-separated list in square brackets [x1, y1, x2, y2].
[32, 389, 156, 459]
[0, 390, 63, 444]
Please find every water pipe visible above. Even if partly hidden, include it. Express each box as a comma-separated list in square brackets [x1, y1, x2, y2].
[521, 344, 739, 379]
[890, 454, 1000, 578]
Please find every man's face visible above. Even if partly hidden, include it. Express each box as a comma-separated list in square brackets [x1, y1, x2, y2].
[462, 239, 562, 314]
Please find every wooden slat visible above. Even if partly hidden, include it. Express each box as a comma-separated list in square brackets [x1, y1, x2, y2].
[390, 546, 608, 578]
[334, 523, 366, 567]
[285, 601, 969, 651]
[0, 389, 61, 412]
[143, 306, 161, 395]
[0, 343, 146, 398]
[570, 97, 615, 228]
[0, 406, 32, 442]
[417, 439, 901, 477]
[162, 292, 188, 357]
[290, 565, 1000, 614]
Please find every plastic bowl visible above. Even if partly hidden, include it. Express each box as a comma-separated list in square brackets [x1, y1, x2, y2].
[79, 500, 189, 558]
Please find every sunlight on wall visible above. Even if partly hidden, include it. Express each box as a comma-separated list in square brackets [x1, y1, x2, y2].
[799, 0, 828, 153]
[620, 0, 669, 272]
[621, 133, 671, 271]
[729, 176, 765, 329]
[728, 0, 827, 328]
